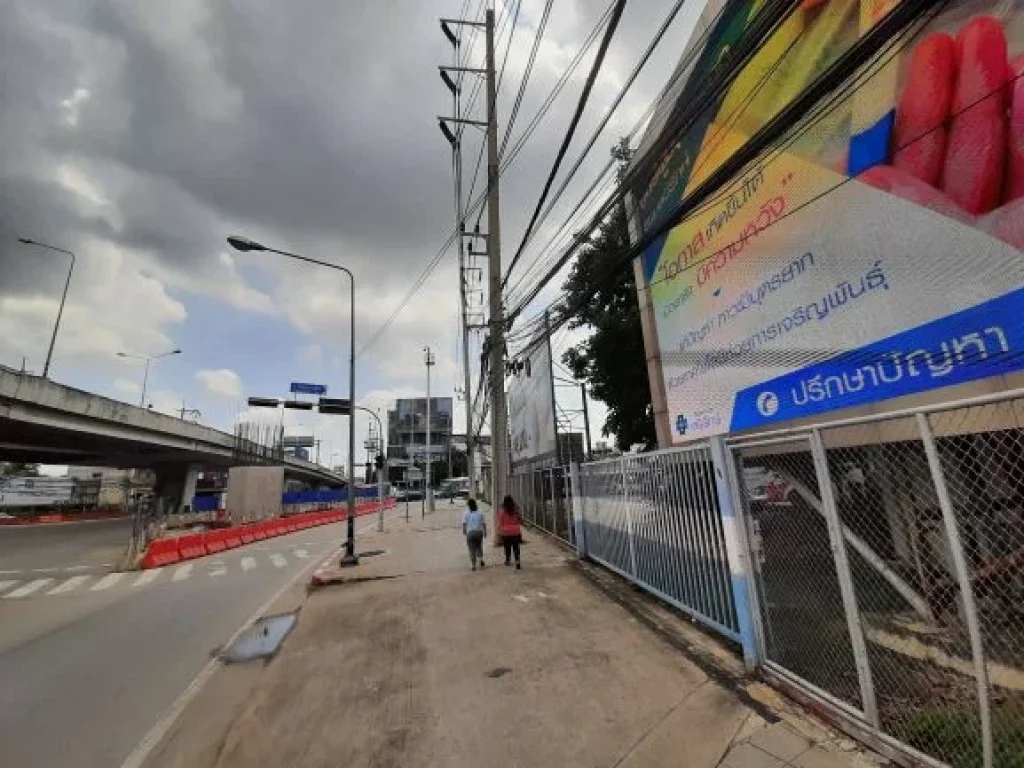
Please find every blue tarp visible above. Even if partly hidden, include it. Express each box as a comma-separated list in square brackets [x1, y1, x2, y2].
[281, 486, 378, 505]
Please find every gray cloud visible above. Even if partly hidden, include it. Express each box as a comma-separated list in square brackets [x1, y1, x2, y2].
[0, 0, 695, 380]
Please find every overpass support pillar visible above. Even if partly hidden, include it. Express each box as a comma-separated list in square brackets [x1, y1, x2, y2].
[154, 462, 203, 515]
[181, 463, 200, 514]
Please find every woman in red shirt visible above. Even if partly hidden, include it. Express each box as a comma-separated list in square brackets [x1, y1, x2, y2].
[498, 495, 522, 569]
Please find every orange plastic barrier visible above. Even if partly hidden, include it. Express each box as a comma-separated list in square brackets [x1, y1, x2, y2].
[140, 538, 181, 569]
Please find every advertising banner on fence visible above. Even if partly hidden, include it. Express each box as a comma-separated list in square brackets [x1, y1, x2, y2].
[507, 330, 558, 466]
[633, 0, 1024, 443]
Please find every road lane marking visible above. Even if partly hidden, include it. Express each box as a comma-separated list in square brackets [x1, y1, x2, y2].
[171, 564, 193, 582]
[241, 557, 256, 572]
[66, 565, 93, 572]
[209, 562, 227, 577]
[90, 573, 126, 592]
[269, 553, 287, 568]
[133, 569, 162, 587]
[47, 576, 91, 595]
[5, 578, 54, 598]
[0, 579, 19, 594]
[32, 567, 62, 573]
[294, 548, 309, 559]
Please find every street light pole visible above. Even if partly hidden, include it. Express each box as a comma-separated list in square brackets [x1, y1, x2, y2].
[424, 347, 435, 514]
[17, 238, 76, 379]
[352, 405, 387, 533]
[228, 235, 359, 567]
[117, 348, 182, 406]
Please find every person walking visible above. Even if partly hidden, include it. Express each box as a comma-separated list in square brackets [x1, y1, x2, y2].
[462, 498, 487, 571]
[498, 495, 522, 569]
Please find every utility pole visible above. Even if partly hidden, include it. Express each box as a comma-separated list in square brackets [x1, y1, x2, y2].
[424, 347, 435, 514]
[437, 9, 505, 523]
[438, 20, 478, 503]
[484, 8, 507, 521]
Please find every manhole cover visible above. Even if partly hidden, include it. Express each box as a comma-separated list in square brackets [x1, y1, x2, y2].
[358, 549, 387, 558]
[486, 666, 512, 678]
[219, 611, 298, 664]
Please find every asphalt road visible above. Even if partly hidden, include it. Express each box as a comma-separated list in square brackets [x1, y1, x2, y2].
[0, 516, 133, 573]
[0, 515, 390, 768]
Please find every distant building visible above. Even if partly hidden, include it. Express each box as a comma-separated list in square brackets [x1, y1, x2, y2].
[65, 466, 155, 507]
[387, 397, 453, 486]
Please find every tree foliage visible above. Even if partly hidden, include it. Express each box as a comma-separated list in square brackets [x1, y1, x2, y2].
[1, 462, 40, 477]
[560, 142, 655, 451]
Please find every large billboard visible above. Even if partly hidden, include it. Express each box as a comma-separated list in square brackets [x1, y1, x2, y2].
[507, 329, 558, 466]
[633, 0, 1024, 443]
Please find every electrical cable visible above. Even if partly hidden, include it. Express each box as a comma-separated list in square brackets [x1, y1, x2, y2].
[502, 0, 692, 290]
[507, 0, 954, 361]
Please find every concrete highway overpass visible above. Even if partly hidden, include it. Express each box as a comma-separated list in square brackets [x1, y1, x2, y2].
[0, 366, 345, 491]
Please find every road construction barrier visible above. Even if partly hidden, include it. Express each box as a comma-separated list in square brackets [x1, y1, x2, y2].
[139, 538, 180, 568]
[177, 534, 207, 560]
[139, 500, 393, 568]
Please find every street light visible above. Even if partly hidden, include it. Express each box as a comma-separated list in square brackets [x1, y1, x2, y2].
[117, 348, 181, 406]
[17, 238, 76, 379]
[228, 234, 359, 567]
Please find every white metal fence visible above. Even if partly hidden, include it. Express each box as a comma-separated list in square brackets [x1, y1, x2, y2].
[508, 465, 573, 545]
[509, 445, 741, 643]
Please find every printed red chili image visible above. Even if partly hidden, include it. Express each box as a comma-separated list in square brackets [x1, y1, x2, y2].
[860, 16, 1024, 249]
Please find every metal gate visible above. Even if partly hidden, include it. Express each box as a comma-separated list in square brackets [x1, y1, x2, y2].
[730, 393, 1024, 768]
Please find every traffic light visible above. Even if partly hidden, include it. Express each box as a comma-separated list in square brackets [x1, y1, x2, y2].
[374, 454, 384, 470]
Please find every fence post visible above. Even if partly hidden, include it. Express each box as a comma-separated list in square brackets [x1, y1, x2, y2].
[709, 437, 760, 670]
[916, 413, 993, 768]
[570, 462, 585, 556]
[810, 429, 880, 728]
[622, 457, 638, 578]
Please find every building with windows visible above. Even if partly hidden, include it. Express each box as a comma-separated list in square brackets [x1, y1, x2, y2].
[386, 397, 453, 486]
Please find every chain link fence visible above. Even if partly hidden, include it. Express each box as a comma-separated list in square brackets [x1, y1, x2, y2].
[730, 391, 1024, 768]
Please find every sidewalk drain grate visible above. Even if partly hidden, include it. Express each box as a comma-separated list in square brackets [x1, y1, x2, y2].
[218, 611, 298, 664]
[486, 666, 511, 678]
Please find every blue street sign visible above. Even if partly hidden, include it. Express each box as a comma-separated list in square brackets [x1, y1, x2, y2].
[290, 382, 328, 395]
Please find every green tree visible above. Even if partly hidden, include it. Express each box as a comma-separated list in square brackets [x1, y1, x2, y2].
[1, 462, 40, 477]
[561, 141, 656, 451]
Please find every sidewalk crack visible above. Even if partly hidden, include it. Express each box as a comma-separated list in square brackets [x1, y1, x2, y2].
[607, 679, 712, 768]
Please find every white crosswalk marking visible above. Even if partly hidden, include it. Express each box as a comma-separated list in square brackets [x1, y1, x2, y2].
[241, 557, 256, 572]
[293, 548, 309, 559]
[5, 578, 54, 598]
[90, 573, 125, 592]
[133, 569, 162, 587]
[209, 562, 226, 577]
[269, 553, 287, 568]
[0, 579, 19, 594]
[47, 575, 91, 595]
[171, 564, 193, 582]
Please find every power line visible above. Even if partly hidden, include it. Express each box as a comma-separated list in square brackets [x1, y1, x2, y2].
[359, 4, 616, 354]
[502, 0, 804, 328]
[502, 0, 739, 311]
[506, 0, 951, 359]
[500, 0, 555, 158]
[502, 0, 629, 291]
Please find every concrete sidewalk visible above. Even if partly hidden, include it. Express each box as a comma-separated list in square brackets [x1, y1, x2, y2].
[143, 508, 885, 768]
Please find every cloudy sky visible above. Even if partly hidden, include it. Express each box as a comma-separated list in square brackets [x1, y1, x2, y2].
[0, 0, 704, 470]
